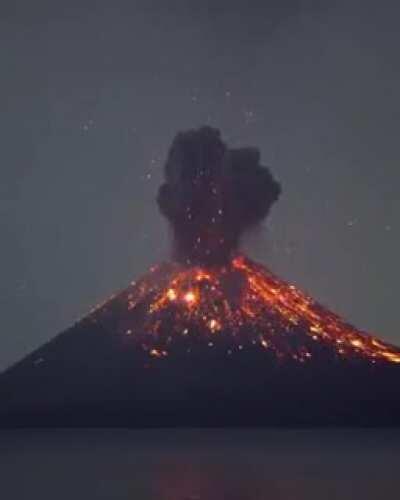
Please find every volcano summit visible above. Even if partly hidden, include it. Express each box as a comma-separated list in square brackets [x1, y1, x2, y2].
[1, 127, 400, 427]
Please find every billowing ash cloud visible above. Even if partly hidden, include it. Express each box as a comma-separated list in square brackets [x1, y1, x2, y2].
[157, 126, 281, 265]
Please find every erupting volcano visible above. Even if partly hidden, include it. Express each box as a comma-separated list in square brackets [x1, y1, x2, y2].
[90, 253, 400, 367]
[1, 127, 400, 427]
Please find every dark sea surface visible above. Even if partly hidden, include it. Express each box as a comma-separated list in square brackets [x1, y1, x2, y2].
[1, 429, 400, 499]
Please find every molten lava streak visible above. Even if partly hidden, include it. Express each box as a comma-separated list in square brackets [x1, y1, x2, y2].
[90, 255, 400, 365]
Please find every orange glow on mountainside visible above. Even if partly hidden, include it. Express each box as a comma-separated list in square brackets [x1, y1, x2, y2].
[87, 255, 400, 365]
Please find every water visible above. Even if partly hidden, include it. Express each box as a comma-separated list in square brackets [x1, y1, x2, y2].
[1, 429, 400, 499]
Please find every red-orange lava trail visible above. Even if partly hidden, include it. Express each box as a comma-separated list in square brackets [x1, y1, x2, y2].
[89, 255, 400, 364]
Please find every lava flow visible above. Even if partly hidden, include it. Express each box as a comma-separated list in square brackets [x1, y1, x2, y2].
[87, 254, 400, 366]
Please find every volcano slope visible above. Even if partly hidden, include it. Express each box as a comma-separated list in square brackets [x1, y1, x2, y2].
[1, 254, 400, 427]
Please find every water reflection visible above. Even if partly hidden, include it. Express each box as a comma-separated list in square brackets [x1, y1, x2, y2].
[1, 429, 400, 500]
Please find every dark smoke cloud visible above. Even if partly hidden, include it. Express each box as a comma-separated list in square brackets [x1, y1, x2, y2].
[157, 126, 281, 265]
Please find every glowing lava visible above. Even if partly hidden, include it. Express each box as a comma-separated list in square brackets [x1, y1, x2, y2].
[89, 255, 400, 365]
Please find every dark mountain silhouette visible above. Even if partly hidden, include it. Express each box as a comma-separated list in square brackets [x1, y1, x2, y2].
[1, 254, 400, 427]
[2, 126, 399, 426]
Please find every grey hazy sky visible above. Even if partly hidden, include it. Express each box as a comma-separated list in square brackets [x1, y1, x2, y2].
[1, 0, 400, 371]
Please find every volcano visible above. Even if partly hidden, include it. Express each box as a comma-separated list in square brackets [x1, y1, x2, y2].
[1, 254, 400, 427]
[1, 126, 400, 426]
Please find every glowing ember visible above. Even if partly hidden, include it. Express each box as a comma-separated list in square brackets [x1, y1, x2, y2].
[149, 348, 168, 358]
[92, 254, 400, 365]
[208, 318, 221, 332]
[167, 288, 177, 301]
[183, 290, 197, 305]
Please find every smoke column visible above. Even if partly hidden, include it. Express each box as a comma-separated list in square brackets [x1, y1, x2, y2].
[157, 126, 281, 265]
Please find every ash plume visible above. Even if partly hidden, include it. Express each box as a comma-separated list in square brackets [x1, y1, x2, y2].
[157, 126, 281, 265]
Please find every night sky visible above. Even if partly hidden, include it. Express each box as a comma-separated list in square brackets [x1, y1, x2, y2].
[1, 0, 400, 372]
